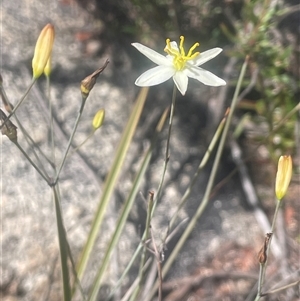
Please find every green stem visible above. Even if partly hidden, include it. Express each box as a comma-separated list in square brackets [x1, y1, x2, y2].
[0, 78, 36, 130]
[130, 192, 154, 301]
[265, 280, 300, 295]
[273, 102, 300, 133]
[52, 187, 72, 301]
[47, 75, 56, 166]
[255, 199, 281, 300]
[75, 88, 148, 292]
[162, 110, 227, 245]
[54, 96, 87, 184]
[152, 85, 176, 213]
[104, 107, 169, 301]
[145, 56, 249, 301]
[67, 131, 95, 157]
[255, 263, 264, 301]
[0, 84, 53, 173]
[270, 200, 281, 233]
[13, 141, 51, 184]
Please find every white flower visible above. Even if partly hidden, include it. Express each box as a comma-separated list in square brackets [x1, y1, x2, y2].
[132, 36, 226, 95]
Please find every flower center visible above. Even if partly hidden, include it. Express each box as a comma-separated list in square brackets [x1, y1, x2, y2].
[164, 36, 200, 71]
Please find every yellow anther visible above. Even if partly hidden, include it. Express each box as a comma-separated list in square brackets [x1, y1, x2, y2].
[164, 36, 200, 71]
[179, 36, 185, 56]
[164, 38, 178, 56]
[187, 42, 200, 58]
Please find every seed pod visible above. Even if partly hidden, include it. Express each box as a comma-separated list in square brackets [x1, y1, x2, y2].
[80, 59, 109, 97]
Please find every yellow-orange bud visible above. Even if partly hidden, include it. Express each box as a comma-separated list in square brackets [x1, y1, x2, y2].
[92, 109, 105, 130]
[275, 155, 292, 200]
[32, 24, 55, 78]
[44, 56, 52, 77]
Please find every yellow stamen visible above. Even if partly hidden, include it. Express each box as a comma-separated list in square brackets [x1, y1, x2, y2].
[179, 36, 185, 56]
[164, 36, 200, 71]
[187, 42, 200, 58]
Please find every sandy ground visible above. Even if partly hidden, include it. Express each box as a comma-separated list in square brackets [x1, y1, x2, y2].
[1, 1, 299, 300]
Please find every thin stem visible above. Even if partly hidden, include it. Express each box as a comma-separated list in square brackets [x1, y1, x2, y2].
[150, 226, 163, 301]
[47, 75, 56, 166]
[211, 102, 300, 202]
[52, 186, 72, 301]
[49, 114, 86, 301]
[270, 200, 281, 233]
[272, 102, 300, 133]
[164, 85, 177, 163]
[256, 263, 264, 300]
[54, 96, 87, 185]
[162, 109, 228, 246]
[119, 259, 152, 301]
[264, 280, 300, 295]
[255, 199, 282, 300]
[165, 57, 248, 279]
[67, 131, 95, 158]
[0, 78, 36, 129]
[15, 116, 50, 176]
[152, 85, 177, 212]
[0, 85, 52, 176]
[104, 107, 169, 301]
[130, 192, 154, 301]
[77, 88, 148, 298]
[145, 56, 249, 301]
[13, 140, 51, 184]
[126, 86, 175, 301]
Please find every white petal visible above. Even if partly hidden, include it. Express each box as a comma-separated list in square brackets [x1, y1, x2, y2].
[135, 65, 175, 86]
[173, 72, 188, 95]
[185, 66, 226, 86]
[132, 43, 172, 66]
[191, 48, 223, 66]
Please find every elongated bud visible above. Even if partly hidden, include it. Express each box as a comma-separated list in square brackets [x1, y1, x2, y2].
[92, 109, 105, 130]
[0, 109, 17, 142]
[32, 24, 55, 78]
[81, 59, 109, 98]
[44, 56, 52, 77]
[275, 155, 292, 200]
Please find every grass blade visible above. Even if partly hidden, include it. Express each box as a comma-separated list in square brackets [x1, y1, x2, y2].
[88, 107, 168, 301]
[76, 87, 149, 286]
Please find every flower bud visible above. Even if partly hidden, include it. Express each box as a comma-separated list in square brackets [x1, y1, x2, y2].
[44, 56, 52, 77]
[275, 155, 292, 200]
[32, 24, 55, 78]
[92, 109, 105, 130]
[80, 59, 109, 97]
